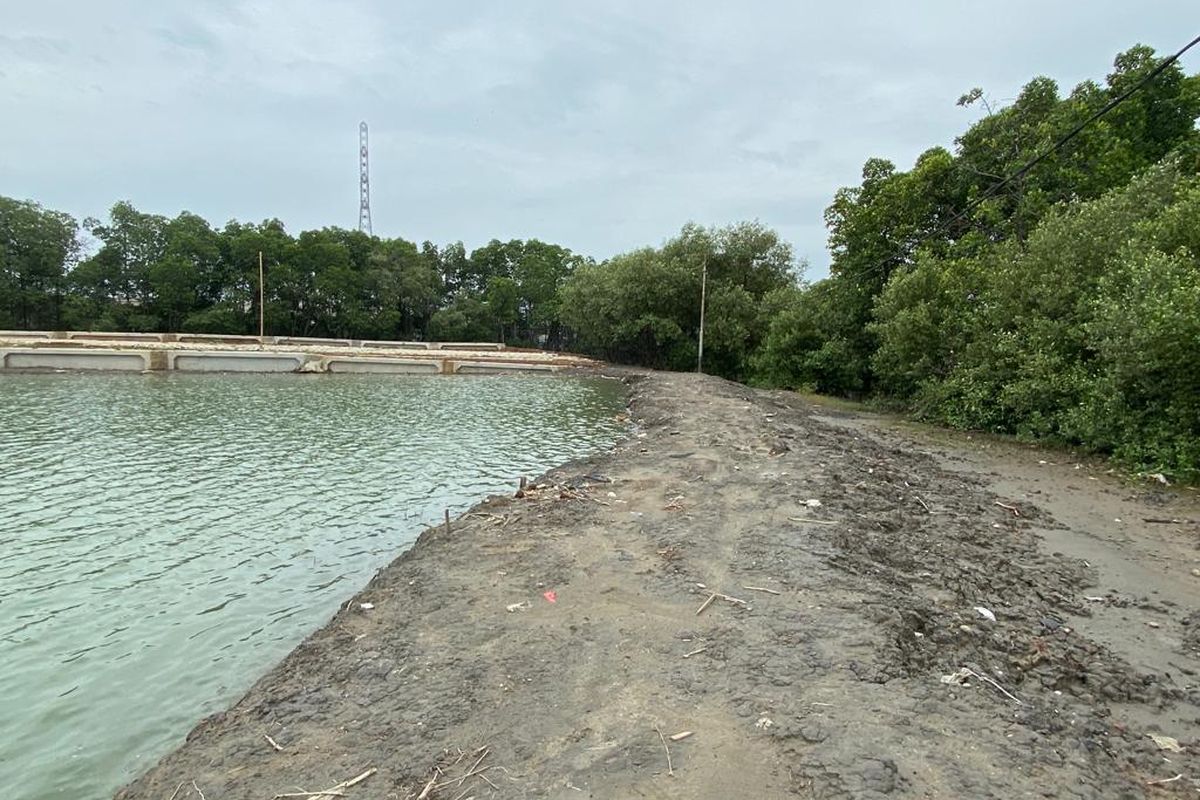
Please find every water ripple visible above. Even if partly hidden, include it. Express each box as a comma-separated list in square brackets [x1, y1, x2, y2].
[0, 372, 625, 800]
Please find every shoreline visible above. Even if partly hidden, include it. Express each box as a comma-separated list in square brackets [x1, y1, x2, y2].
[116, 370, 1199, 799]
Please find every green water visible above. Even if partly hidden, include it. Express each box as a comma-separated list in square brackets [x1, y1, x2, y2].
[0, 372, 626, 799]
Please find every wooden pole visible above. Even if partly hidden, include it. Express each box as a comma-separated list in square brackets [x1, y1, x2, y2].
[258, 251, 265, 340]
[697, 256, 708, 373]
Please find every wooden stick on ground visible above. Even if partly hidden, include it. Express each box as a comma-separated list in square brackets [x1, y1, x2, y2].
[416, 767, 443, 800]
[264, 733, 284, 752]
[787, 517, 838, 526]
[167, 782, 185, 800]
[914, 495, 931, 513]
[191, 780, 206, 800]
[654, 726, 674, 777]
[695, 593, 717, 615]
[993, 500, 1021, 517]
[682, 645, 708, 658]
[742, 585, 781, 595]
[274, 768, 377, 800]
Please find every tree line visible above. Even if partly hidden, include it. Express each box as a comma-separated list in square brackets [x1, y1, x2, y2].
[2, 44, 1197, 478]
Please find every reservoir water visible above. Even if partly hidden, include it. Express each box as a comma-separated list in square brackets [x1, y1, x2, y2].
[0, 372, 626, 799]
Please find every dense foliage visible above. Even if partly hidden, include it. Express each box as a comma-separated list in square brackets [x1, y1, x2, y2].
[756, 44, 1200, 479]
[2, 44, 1197, 477]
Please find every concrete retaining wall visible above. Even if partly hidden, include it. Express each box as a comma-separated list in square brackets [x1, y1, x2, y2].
[0, 348, 150, 371]
[168, 351, 307, 373]
[326, 357, 443, 374]
[1, 331, 509, 351]
[453, 361, 555, 375]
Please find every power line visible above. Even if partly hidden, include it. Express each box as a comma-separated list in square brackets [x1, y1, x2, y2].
[847, 33, 1200, 281]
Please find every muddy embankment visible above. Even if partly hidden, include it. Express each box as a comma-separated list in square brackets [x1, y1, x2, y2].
[117, 371, 1199, 799]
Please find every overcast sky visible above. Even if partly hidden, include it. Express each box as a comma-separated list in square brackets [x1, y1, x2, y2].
[2, 2, 1196, 278]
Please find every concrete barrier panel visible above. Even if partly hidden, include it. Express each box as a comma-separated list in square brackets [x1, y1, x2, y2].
[438, 342, 505, 351]
[1, 348, 150, 371]
[169, 351, 305, 373]
[453, 360, 556, 375]
[176, 333, 262, 346]
[0, 330, 52, 340]
[326, 357, 442, 374]
[361, 340, 434, 350]
[68, 331, 164, 343]
[275, 336, 352, 348]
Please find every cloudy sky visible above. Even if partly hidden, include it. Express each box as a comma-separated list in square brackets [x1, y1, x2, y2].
[2, 2, 1195, 278]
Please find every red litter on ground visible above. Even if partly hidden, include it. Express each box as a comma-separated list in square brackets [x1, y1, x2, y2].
[543, 590, 557, 603]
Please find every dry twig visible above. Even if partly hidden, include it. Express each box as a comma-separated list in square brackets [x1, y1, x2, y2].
[993, 500, 1021, 517]
[962, 668, 1023, 705]
[1146, 774, 1183, 786]
[654, 726, 674, 777]
[274, 768, 376, 800]
[695, 593, 717, 615]
[742, 585, 781, 595]
[167, 782, 185, 800]
[682, 645, 708, 658]
[191, 781, 206, 800]
[264, 733, 284, 752]
[787, 517, 838, 526]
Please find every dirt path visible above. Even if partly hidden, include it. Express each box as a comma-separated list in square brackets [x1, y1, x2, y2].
[117, 372, 1199, 799]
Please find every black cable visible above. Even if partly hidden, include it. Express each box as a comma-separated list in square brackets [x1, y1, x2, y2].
[844, 33, 1200, 281]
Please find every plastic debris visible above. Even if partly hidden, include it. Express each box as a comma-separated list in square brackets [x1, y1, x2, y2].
[543, 590, 557, 603]
[1148, 734, 1182, 753]
[505, 602, 529, 613]
[805, 499, 823, 508]
[974, 606, 996, 622]
[940, 668, 971, 686]
[358, 602, 375, 611]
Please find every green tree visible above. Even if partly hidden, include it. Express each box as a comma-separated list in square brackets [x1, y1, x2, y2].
[0, 197, 78, 329]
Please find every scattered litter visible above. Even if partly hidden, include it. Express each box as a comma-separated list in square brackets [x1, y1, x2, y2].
[669, 731, 694, 742]
[1148, 734, 1183, 753]
[505, 602, 529, 613]
[1148, 472, 1170, 486]
[805, 498, 823, 508]
[358, 602, 375, 611]
[754, 716, 774, 730]
[543, 590, 557, 603]
[941, 669, 970, 686]
[974, 606, 996, 622]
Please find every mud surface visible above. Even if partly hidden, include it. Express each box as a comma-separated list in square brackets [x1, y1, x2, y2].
[117, 371, 1200, 799]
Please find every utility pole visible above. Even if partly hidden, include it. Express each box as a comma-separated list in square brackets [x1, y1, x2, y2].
[697, 256, 708, 374]
[258, 250, 265, 340]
